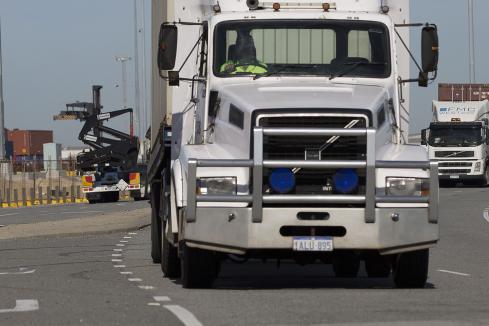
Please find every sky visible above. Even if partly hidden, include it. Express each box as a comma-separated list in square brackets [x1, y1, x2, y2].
[0, 0, 488, 146]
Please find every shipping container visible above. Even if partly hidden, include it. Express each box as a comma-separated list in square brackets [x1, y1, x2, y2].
[438, 83, 489, 102]
[6, 129, 54, 159]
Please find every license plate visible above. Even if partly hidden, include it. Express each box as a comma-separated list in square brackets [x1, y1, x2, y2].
[293, 237, 333, 252]
[450, 175, 460, 179]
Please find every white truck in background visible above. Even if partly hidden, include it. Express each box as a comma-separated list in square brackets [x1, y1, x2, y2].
[148, 0, 440, 289]
[422, 84, 489, 186]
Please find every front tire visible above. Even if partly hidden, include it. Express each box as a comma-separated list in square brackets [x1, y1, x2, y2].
[150, 183, 162, 264]
[161, 221, 180, 278]
[393, 249, 429, 288]
[180, 243, 219, 289]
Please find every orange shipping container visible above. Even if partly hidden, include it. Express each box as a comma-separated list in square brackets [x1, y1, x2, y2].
[7, 129, 54, 159]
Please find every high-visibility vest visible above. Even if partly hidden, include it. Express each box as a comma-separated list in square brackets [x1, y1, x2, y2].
[220, 61, 267, 74]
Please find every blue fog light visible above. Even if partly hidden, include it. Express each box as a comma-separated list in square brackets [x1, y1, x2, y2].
[269, 168, 296, 194]
[333, 169, 359, 194]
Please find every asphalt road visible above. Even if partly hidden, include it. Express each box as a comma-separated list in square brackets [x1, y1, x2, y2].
[0, 200, 149, 226]
[1, 188, 489, 325]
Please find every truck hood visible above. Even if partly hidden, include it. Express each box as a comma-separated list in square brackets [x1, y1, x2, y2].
[217, 81, 388, 113]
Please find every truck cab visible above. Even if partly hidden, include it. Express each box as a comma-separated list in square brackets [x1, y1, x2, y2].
[423, 97, 489, 185]
[150, 0, 440, 289]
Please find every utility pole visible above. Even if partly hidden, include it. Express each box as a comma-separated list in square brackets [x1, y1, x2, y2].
[134, 0, 143, 160]
[468, 0, 476, 83]
[0, 19, 6, 159]
[115, 56, 131, 109]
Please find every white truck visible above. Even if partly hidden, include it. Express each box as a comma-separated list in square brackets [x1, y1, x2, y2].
[422, 84, 489, 186]
[148, 0, 440, 288]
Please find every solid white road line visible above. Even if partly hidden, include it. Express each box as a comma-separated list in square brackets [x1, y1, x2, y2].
[0, 213, 19, 217]
[164, 305, 203, 326]
[0, 300, 39, 313]
[437, 269, 471, 277]
[153, 296, 171, 302]
[0, 268, 36, 275]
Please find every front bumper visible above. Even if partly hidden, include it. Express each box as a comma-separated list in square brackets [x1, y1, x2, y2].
[185, 207, 439, 255]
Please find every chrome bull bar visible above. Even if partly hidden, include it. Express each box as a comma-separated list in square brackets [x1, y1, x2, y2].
[187, 127, 439, 224]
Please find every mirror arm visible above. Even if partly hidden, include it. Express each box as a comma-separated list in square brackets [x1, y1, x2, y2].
[394, 27, 424, 76]
[176, 33, 204, 73]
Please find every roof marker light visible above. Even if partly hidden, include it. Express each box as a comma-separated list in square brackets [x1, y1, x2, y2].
[247, 0, 260, 10]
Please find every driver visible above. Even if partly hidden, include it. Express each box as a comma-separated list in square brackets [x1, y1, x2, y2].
[220, 31, 267, 75]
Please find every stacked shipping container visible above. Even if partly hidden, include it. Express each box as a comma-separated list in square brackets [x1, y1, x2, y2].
[6, 129, 54, 160]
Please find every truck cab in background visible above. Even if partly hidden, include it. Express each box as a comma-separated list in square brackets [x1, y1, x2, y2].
[422, 84, 489, 186]
[149, 0, 440, 289]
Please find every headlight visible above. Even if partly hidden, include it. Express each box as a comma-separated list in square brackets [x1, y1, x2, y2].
[386, 178, 429, 197]
[197, 177, 237, 195]
[475, 162, 482, 173]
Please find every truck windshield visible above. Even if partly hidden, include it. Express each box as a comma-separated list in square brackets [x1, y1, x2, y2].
[429, 126, 483, 147]
[213, 20, 391, 78]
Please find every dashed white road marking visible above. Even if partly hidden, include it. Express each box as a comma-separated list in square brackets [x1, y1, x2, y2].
[112, 254, 122, 257]
[437, 269, 471, 277]
[138, 285, 155, 290]
[113, 249, 123, 252]
[111, 259, 123, 262]
[483, 209, 489, 223]
[120, 240, 128, 243]
[164, 305, 203, 326]
[153, 296, 171, 302]
[128, 232, 137, 235]
[0, 268, 36, 275]
[0, 212, 19, 217]
[113, 265, 126, 268]
[123, 236, 132, 239]
[116, 244, 125, 247]
[120, 271, 133, 275]
[0, 300, 39, 314]
[128, 278, 142, 282]
[147, 302, 161, 306]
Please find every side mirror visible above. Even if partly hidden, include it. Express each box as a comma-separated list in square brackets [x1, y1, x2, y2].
[421, 25, 439, 74]
[421, 129, 428, 145]
[157, 24, 178, 71]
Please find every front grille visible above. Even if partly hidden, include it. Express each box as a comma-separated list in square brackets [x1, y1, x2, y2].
[438, 162, 473, 168]
[257, 114, 367, 206]
[439, 169, 471, 174]
[435, 151, 474, 158]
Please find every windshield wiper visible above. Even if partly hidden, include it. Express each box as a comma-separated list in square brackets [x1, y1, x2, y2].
[329, 61, 386, 81]
[253, 64, 324, 80]
[253, 67, 288, 80]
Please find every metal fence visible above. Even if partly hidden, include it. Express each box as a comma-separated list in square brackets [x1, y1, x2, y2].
[0, 159, 85, 207]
